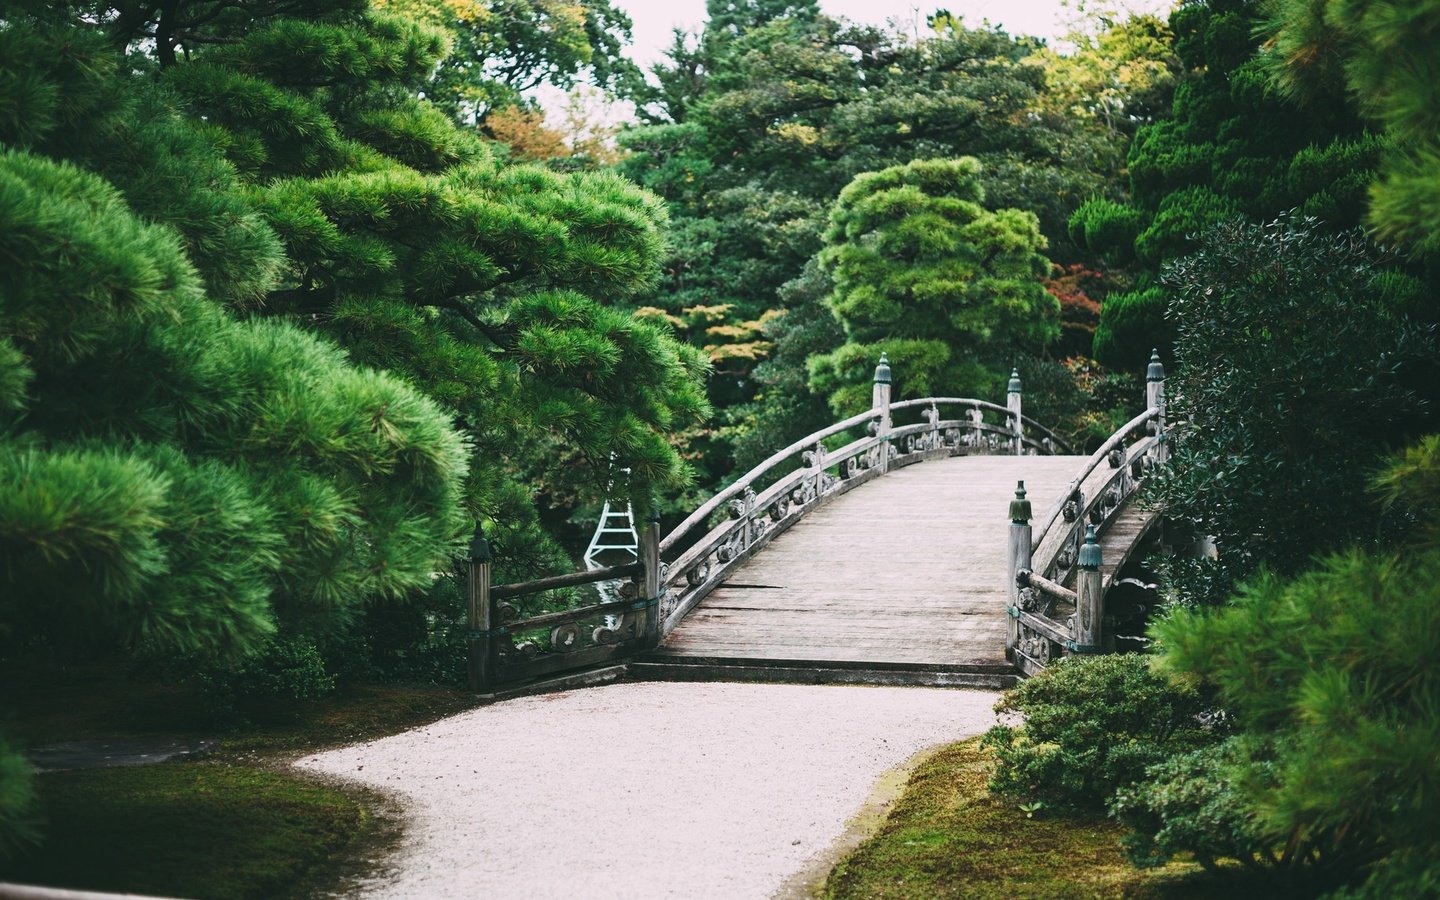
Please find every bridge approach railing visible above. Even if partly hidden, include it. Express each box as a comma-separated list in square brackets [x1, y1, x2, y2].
[1005, 350, 1169, 676]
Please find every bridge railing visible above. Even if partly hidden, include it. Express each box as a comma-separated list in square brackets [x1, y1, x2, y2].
[464, 354, 1072, 691]
[657, 358, 1073, 637]
[1005, 350, 1169, 676]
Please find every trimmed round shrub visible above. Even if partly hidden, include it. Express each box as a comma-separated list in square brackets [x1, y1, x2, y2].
[981, 653, 1220, 811]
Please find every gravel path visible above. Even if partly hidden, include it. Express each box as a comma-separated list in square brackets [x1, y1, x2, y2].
[294, 681, 999, 900]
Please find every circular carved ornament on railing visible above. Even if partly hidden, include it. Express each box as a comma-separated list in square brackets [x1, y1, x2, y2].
[551, 622, 581, 652]
[686, 559, 711, 587]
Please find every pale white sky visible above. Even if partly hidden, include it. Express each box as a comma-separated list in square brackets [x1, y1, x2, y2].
[614, 0, 1178, 64]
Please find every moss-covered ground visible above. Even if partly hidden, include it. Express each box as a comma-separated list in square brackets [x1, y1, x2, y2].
[4, 762, 387, 900]
[0, 653, 478, 898]
[823, 738, 1250, 900]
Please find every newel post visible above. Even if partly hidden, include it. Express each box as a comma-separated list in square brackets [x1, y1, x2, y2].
[1146, 348, 1168, 463]
[1007, 368, 1024, 455]
[1005, 480, 1033, 661]
[639, 498, 662, 648]
[873, 352, 893, 473]
[1071, 525, 1104, 654]
[465, 522, 496, 692]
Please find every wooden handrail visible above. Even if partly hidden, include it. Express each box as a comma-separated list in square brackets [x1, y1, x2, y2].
[500, 596, 642, 632]
[659, 407, 880, 555]
[662, 395, 1074, 557]
[492, 561, 642, 600]
[1031, 407, 1159, 554]
[1017, 569, 1077, 605]
[888, 397, 1074, 453]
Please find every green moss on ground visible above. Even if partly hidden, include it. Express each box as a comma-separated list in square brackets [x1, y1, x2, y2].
[0, 653, 480, 897]
[823, 738, 1243, 899]
[1, 762, 387, 900]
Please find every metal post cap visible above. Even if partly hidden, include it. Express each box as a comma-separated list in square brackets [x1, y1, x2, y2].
[467, 521, 492, 563]
[1078, 524, 1102, 569]
[1147, 349, 1165, 383]
[1009, 480, 1032, 523]
[873, 352, 892, 384]
[1007, 368, 1022, 393]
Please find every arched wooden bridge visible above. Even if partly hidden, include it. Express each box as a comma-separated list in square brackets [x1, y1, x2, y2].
[465, 354, 1171, 693]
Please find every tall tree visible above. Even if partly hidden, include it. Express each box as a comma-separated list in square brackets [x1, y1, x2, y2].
[617, 9, 1130, 485]
[1262, 0, 1440, 255]
[375, 0, 641, 125]
[808, 158, 1057, 413]
[3, 1, 708, 522]
[1069, 0, 1381, 368]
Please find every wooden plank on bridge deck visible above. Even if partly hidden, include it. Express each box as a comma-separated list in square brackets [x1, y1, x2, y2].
[649, 454, 1085, 673]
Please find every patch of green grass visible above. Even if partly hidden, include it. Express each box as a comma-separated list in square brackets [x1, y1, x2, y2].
[1, 762, 387, 900]
[0, 652, 479, 896]
[823, 739, 1246, 899]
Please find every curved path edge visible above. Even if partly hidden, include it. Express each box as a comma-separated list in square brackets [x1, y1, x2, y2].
[293, 681, 1000, 899]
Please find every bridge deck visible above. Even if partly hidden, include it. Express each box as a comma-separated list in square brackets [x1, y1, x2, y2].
[646, 455, 1086, 676]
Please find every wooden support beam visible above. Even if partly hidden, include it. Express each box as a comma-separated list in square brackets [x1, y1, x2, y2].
[466, 523, 495, 693]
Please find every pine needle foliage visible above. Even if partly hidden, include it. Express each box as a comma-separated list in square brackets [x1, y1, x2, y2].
[1262, 0, 1440, 253]
[1139, 547, 1440, 890]
[0, 1, 709, 520]
[0, 149, 471, 654]
[1072, 0, 1384, 369]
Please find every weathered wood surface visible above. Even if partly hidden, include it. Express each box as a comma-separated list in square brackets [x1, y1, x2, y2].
[647, 455, 1085, 675]
[1098, 500, 1161, 590]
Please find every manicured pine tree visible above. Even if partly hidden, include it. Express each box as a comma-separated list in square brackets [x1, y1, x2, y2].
[808, 158, 1057, 413]
[2, 2, 710, 536]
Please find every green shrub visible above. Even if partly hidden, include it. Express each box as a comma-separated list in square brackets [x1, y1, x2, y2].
[1092, 285, 1170, 372]
[1150, 556, 1240, 612]
[1110, 736, 1272, 871]
[1150, 543, 1440, 887]
[1326, 850, 1440, 899]
[198, 636, 337, 724]
[1150, 217, 1434, 585]
[982, 654, 1219, 811]
[1068, 198, 1146, 262]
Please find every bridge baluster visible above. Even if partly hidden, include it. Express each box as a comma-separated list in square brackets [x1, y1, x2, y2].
[638, 502, 662, 650]
[1147, 349, 1168, 464]
[873, 353, 892, 473]
[1006, 481, 1033, 662]
[1007, 368, 1023, 456]
[1070, 525, 1104, 654]
[466, 523, 496, 692]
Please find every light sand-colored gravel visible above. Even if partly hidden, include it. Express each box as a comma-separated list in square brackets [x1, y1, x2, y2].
[295, 681, 1000, 899]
